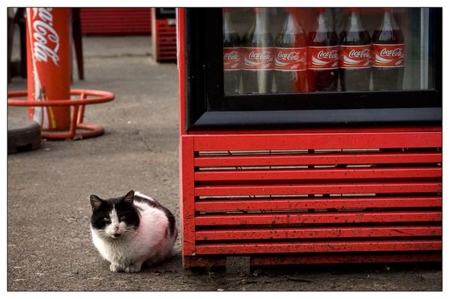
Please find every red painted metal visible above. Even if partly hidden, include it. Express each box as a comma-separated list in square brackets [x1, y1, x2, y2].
[195, 211, 441, 226]
[26, 8, 71, 131]
[180, 129, 442, 267]
[191, 131, 441, 151]
[8, 89, 114, 140]
[195, 182, 441, 196]
[195, 196, 442, 211]
[178, 8, 442, 269]
[195, 152, 442, 167]
[195, 167, 441, 181]
[80, 8, 151, 35]
[151, 8, 176, 62]
[184, 253, 442, 268]
[195, 240, 441, 255]
[196, 226, 442, 241]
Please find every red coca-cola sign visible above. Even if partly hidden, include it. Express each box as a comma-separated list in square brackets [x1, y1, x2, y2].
[274, 47, 307, 71]
[223, 47, 241, 70]
[307, 46, 339, 70]
[242, 47, 274, 70]
[372, 44, 404, 67]
[339, 45, 372, 69]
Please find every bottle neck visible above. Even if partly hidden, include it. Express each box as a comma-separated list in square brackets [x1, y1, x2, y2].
[347, 11, 364, 32]
[284, 12, 302, 35]
[223, 11, 235, 34]
[380, 10, 399, 31]
[254, 10, 269, 34]
[316, 11, 331, 33]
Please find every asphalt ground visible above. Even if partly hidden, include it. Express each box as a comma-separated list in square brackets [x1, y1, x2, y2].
[5, 30, 443, 294]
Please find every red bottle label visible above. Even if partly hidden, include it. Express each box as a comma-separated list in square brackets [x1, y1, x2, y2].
[223, 47, 241, 71]
[339, 45, 372, 69]
[274, 47, 307, 71]
[372, 44, 404, 67]
[242, 47, 274, 70]
[307, 46, 339, 70]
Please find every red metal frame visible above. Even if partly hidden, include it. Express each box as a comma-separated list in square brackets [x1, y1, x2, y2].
[8, 89, 114, 140]
[177, 8, 442, 269]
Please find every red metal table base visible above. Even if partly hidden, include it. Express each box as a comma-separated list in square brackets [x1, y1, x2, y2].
[8, 89, 114, 140]
[180, 127, 442, 268]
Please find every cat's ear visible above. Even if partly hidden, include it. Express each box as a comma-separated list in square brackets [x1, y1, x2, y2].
[124, 190, 135, 206]
[90, 195, 103, 211]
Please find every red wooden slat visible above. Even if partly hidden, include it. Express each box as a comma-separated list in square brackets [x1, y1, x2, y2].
[195, 196, 442, 212]
[195, 182, 442, 196]
[196, 226, 442, 241]
[194, 152, 442, 167]
[195, 167, 441, 182]
[195, 211, 442, 226]
[195, 240, 442, 255]
[192, 131, 442, 151]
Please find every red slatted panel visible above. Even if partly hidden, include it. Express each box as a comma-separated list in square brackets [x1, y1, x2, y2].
[80, 8, 151, 35]
[180, 127, 442, 268]
[151, 8, 177, 62]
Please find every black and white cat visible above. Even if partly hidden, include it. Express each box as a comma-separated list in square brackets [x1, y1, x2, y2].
[89, 190, 177, 273]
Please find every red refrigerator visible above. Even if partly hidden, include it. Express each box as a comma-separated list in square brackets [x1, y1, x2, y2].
[177, 7, 442, 269]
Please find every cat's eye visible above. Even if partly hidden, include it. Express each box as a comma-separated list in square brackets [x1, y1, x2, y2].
[103, 217, 111, 223]
[119, 216, 127, 222]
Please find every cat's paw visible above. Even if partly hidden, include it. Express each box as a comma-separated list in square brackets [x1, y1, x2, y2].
[109, 263, 123, 272]
[124, 264, 142, 273]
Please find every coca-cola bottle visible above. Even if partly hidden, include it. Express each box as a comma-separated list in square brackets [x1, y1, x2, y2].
[372, 8, 404, 90]
[274, 8, 308, 93]
[223, 8, 241, 95]
[307, 8, 339, 92]
[241, 8, 274, 94]
[339, 8, 372, 91]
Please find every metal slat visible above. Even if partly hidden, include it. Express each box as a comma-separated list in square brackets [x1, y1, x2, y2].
[196, 226, 442, 241]
[195, 152, 442, 167]
[195, 167, 442, 182]
[195, 211, 442, 226]
[195, 240, 442, 255]
[195, 182, 442, 196]
[195, 196, 442, 212]
[192, 131, 442, 151]
[184, 253, 442, 267]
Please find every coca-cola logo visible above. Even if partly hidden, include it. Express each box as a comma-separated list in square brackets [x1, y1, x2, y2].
[380, 47, 403, 58]
[224, 51, 240, 61]
[277, 51, 300, 61]
[348, 48, 371, 59]
[249, 51, 272, 61]
[30, 8, 60, 66]
[317, 49, 338, 60]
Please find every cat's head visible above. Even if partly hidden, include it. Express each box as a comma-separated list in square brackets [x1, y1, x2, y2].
[89, 190, 140, 240]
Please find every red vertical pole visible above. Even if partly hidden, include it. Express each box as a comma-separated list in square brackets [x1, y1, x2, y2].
[26, 8, 71, 131]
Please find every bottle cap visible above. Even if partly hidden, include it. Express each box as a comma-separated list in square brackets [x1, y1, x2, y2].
[286, 7, 298, 14]
[254, 7, 264, 13]
[348, 7, 360, 12]
[223, 8, 231, 12]
[316, 7, 326, 13]
[382, 7, 394, 11]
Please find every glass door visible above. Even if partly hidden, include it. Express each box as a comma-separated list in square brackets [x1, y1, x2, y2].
[182, 8, 441, 130]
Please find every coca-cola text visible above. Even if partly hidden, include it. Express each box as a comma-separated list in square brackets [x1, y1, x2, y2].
[29, 8, 61, 66]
